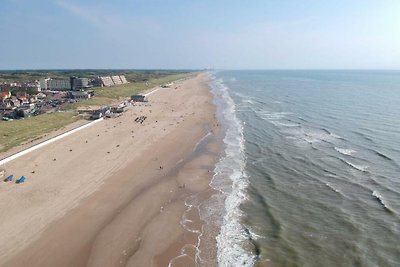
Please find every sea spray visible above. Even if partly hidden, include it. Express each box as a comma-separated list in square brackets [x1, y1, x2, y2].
[209, 77, 255, 266]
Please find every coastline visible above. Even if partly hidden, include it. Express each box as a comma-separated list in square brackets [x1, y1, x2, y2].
[0, 73, 223, 266]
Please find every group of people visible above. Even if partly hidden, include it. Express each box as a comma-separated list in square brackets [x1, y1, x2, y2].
[134, 116, 147, 124]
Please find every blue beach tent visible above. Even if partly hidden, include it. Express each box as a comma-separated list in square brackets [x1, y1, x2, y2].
[4, 175, 13, 182]
[16, 176, 26, 184]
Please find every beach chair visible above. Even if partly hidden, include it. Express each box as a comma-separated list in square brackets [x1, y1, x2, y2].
[16, 176, 26, 184]
[4, 175, 13, 182]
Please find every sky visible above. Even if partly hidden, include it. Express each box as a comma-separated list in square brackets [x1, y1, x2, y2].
[0, 0, 399, 70]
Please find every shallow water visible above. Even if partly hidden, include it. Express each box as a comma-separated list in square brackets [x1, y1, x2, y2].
[210, 70, 400, 267]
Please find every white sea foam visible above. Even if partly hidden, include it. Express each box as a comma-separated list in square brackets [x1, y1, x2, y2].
[282, 127, 335, 146]
[334, 147, 356, 156]
[270, 121, 299, 128]
[259, 111, 290, 121]
[372, 191, 391, 212]
[330, 133, 343, 139]
[325, 183, 341, 194]
[242, 99, 255, 105]
[209, 78, 255, 266]
[341, 159, 369, 172]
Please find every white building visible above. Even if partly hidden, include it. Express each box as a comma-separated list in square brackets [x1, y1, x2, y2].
[111, 75, 122, 85]
[100, 76, 114, 87]
[47, 79, 71, 91]
[120, 75, 128, 84]
[39, 78, 51, 91]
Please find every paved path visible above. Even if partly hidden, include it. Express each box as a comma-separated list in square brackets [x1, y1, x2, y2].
[0, 118, 104, 166]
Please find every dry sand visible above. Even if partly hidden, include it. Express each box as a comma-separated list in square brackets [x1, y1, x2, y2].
[0, 73, 221, 267]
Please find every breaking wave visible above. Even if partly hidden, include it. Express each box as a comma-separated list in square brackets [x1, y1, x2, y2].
[340, 159, 369, 172]
[210, 78, 255, 266]
[372, 191, 393, 213]
[334, 147, 356, 156]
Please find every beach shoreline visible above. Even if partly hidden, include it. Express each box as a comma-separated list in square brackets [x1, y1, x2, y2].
[0, 73, 222, 266]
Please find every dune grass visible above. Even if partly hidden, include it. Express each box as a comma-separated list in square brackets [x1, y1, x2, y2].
[93, 73, 190, 99]
[0, 112, 80, 153]
[63, 73, 192, 110]
[65, 97, 114, 110]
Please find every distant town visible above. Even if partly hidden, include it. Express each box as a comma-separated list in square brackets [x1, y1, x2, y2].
[0, 74, 131, 121]
[0, 69, 189, 122]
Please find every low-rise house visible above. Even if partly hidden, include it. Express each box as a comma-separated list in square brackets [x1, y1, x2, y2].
[131, 95, 147, 102]
[18, 96, 30, 105]
[36, 92, 47, 99]
[15, 91, 27, 98]
[0, 99, 12, 110]
[111, 106, 125, 113]
[0, 91, 12, 110]
[68, 91, 92, 100]
[90, 106, 110, 120]
[0, 91, 11, 100]
[20, 103, 35, 111]
[10, 97, 21, 108]
[15, 108, 31, 118]
[29, 95, 38, 103]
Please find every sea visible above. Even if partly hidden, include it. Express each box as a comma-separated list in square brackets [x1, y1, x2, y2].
[206, 70, 400, 267]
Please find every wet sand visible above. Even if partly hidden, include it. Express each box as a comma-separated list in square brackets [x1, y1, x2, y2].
[0, 73, 221, 266]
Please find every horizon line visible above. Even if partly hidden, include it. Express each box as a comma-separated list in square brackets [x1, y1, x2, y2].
[0, 68, 399, 72]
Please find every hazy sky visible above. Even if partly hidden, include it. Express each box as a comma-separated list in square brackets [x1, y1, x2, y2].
[1, 0, 399, 69]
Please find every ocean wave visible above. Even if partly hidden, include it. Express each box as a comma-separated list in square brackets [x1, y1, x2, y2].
[325, 183, 341, 194]
[302, 130, 334, 144]
[280, 125, 342, 147]
[321, 128, 331, 135]
[334, 147, 356, 156]
[352, 131, 374, 143]
[298, 116, 308, 122]
[367, 149, 393, 161]
[340, 158, 369, 172]
[270, 121, 300, 128]
[259, 111, 291, 121]
[372, 191, 393, 213]
[330, 133, 344, 140]
[242, 99, 255, 105]
[210, 78, 256, 266]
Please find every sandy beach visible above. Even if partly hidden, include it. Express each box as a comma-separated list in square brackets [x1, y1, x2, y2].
[0, 73, 221, 267]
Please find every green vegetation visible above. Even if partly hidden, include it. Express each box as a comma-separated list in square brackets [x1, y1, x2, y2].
[64, 73, 192, 109]
[94, 73, 190, 98]
[0, 69, 192, 83]
[64, 97, 114, 110]
[0, 112, 80, 152]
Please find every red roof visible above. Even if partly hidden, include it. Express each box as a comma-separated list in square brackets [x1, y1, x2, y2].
[0, 91, 10, 98]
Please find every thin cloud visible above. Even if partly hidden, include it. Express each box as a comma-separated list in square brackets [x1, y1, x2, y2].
[56, 0, 118, 30]
[55, 0, 161, 37]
